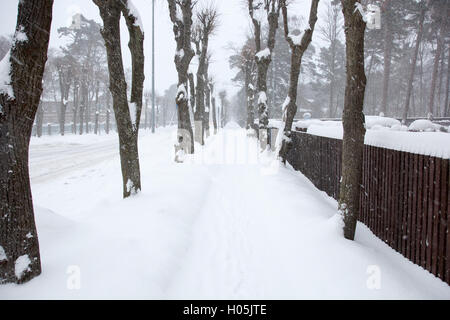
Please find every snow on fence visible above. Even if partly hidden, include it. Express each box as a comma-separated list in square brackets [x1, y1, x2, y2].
[285, 131, 450, 285]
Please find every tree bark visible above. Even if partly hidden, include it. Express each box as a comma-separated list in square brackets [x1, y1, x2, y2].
[0, 0, 53, 284]
[94, 0, 142, 198]
[402, 7, 426, 123]
[278, 0, 319, 161]
[339, 0, 367, 241]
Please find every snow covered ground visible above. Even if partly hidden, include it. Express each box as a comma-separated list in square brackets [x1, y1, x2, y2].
[1, 125, 450, 299]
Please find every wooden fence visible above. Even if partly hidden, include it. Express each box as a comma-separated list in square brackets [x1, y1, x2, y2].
[285, 131, 450, 286]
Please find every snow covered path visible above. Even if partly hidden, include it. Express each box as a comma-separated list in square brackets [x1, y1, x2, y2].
[1, 126, 450, 299]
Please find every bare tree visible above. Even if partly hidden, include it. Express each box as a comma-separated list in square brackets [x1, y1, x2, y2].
[248, 0, 281, 148]
[192, 6, 218, 144]
[0, 0, 53, 284]
[339, 0, 367, 240]
[55, 56, 74, 136]
[168, 0, 196, 155]
[93, 0, 144, 198]
[278, 0, 319, 162]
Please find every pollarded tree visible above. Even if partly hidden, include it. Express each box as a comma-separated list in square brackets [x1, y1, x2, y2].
[278, 0, 319, 162]
[248, 0, 282, 146]
[0, 0, 53, 284]
[339, 0, 367, 240]
[192, 6, 218, 145]
[168, 0, 196, 155]
[93, 0, 144, 198]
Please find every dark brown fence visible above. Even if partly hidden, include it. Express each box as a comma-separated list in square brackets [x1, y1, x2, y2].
[286, 131, 450, 285]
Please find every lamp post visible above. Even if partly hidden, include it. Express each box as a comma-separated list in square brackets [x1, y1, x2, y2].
[152, 0, 156, 133]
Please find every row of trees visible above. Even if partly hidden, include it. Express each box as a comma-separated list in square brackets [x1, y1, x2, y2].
[168, 0, 225, 157]
[228, 0, 449, 122]
[0, 0, 151, 284]
[1, 0, 227, 284]
[222, 0, 375, 241]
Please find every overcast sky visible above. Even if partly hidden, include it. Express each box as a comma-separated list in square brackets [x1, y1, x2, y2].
[0, 0, 329, 97]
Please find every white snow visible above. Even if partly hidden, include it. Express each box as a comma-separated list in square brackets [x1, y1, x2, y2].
[14, 255, 31, 280]
[255, 48, 270, 61]
[365, 116, 401, 129]
[127, 0, 144, 32]
[14, 26, 28, 43]
[0, 246, 6, 262]
[408, 119, 441, 132]
[300, 118, 450, 159]
[281, 97, 290, 113]
[128, 102, 137, 126]
[0, 127, 449, 299]
[177, 84, 187, 101]
[288, 31, 304, 46]
[257, 91, 267, 105]
[0, 50, 14, 99]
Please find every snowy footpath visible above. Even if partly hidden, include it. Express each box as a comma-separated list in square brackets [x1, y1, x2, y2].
[1, 124, 450, 299]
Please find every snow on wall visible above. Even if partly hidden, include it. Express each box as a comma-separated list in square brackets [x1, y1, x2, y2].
[301, 118, 450, 159]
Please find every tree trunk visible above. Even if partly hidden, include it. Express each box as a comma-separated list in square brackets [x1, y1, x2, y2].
[402, 7, 426, 123]
[94, 81, 100, 135]
[204, 69, 211, 138]
[188, 72, 195, 115]
[445, 45, 450, 117]
[94, 0, 142, 198]
[246, 68, 255, 131]
[168, 0, 195, 155]
[211, 88, 217, 134]
[428, 16, 446, 119]
[248, 0, 280, 144]
[0, 0, 53, 284]
[106, 91, 111, 134]
[79, 70, 87, 135]
[381, 8, 393, 116]
[72, 82, 79, 134]
[339, 0, 367, 241]
[279, 0, 319, 161]
[437, 48, 445, 116]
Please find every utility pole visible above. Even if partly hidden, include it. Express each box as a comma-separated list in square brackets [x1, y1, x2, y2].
[152, 0, 156, 133]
